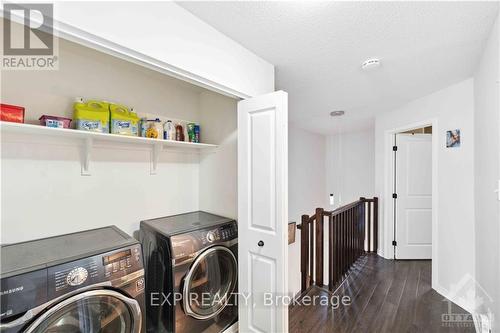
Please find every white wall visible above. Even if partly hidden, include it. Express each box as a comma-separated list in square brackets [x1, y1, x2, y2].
[199, 92, 238, 220]
[375, 79, 475, 310]
[326, 129, 375, 208]
[52, 2, 274, 98]
[1, 39, 237, 244]
[288, 125, 326, 296]
[473, 12, 499, 330]
[288, 127, 374, 296]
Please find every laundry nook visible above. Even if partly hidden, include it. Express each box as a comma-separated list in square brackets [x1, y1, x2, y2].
[1, 2, 499, 333]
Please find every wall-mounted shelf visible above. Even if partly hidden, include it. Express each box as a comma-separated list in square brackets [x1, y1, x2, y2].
[0, 122, 217, 175]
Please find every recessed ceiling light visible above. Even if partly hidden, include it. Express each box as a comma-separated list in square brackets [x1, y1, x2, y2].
[330, 110, 345, 117]
[361, 58, 381, 70]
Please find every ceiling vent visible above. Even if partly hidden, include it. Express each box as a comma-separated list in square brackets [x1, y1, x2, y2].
[361, 58, 381, 70]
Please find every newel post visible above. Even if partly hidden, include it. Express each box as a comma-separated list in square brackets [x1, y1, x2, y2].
[300, 214, 309, 292]
[315, 208, 324, 287]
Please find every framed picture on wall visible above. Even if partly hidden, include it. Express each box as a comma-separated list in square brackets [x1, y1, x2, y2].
[446, 129, 461, 148]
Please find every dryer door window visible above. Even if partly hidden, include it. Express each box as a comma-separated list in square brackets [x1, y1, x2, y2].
[183, 246, 237, 320]
[25, 289, 142, 333]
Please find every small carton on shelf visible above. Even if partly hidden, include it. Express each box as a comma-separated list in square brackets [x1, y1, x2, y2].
[0, 104, 25, 123]
[39, 115, 72, 128]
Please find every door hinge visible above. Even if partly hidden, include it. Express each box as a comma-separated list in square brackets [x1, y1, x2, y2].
[393, 145, 398, 151]
[392, 240, 397, 246]
[392, 193, 398, 199]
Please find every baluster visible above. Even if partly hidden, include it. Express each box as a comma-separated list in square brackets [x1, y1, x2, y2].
[359, 203, 363, 256]
[339, 212, 343, 278]
[335, 214, 340, 284]
[342, 211, 347, 276]
[309, 218, 314, 287]
[367, 201, 372, 252]
[358, 204, 362, 258]
[347, 209, 354, 267]
[373, 197, 378, 254]
[355, 204, 359, 260]
[328, 214, 334, 291]
[352, 207, 356, 263]
[348, 209, 352, 267]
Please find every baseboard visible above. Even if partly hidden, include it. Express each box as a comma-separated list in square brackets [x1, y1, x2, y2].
[433, 284, 475, 314]
[378, 248, 395, 260]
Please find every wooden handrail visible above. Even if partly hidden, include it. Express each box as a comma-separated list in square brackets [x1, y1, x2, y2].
[299, 197, 378, 293]
[323, 199, 364, 216]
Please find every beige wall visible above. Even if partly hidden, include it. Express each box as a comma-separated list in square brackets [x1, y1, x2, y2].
[1, 38, 205, 124]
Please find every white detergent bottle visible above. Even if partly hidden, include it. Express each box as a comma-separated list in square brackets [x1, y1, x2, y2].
[164, 120, 175, 140]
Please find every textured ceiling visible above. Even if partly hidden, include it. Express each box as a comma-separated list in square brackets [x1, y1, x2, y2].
[179, 1, 499, 134]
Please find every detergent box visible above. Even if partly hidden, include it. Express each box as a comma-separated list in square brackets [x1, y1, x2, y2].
[73, 99, 110, 133]
[109, 104, 139, 136]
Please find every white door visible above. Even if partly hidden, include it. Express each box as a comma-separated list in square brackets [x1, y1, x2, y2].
[395, 134, 432, 259]
[238, 91, 288, 333]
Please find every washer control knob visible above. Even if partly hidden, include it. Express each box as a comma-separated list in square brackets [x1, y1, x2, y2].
[66, 267, 88, 286]
[207, 231, 216, 243]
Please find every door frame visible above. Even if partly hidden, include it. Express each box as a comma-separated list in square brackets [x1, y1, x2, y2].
[383, 118, 438, 288]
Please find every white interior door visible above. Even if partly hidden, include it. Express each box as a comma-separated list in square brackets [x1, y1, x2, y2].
[238, 91, 288, 333]
[395, 134, 432, 259]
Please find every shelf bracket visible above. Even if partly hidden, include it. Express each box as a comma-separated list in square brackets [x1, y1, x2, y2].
[151, 143, 162, 175]
[81, 137, 93, 176]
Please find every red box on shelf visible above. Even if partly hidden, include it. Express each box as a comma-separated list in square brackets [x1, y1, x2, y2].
[0, 104, 25, 123]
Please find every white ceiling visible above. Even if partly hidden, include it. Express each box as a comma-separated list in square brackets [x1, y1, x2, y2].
[179, 1, 499, 134]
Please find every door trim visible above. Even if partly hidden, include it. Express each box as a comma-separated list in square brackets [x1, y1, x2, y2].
[24, 289, 142, 333]
[383, 118, 438, 289]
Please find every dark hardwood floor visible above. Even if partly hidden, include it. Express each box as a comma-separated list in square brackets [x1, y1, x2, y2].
[289, 254, 476, 333]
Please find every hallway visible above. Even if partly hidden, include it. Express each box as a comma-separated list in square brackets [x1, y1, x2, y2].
[289, 255, 475, 333]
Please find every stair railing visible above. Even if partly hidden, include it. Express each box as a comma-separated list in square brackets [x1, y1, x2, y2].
[298, 197, 378, 293]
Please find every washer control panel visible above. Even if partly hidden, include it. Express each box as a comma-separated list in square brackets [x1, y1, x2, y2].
[204, 223, 237, 244]
[171, 221, 237, 262]
[48, 244, 143, 299]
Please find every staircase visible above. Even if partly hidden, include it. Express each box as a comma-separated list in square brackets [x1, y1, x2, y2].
[298, 197, 378, 293]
